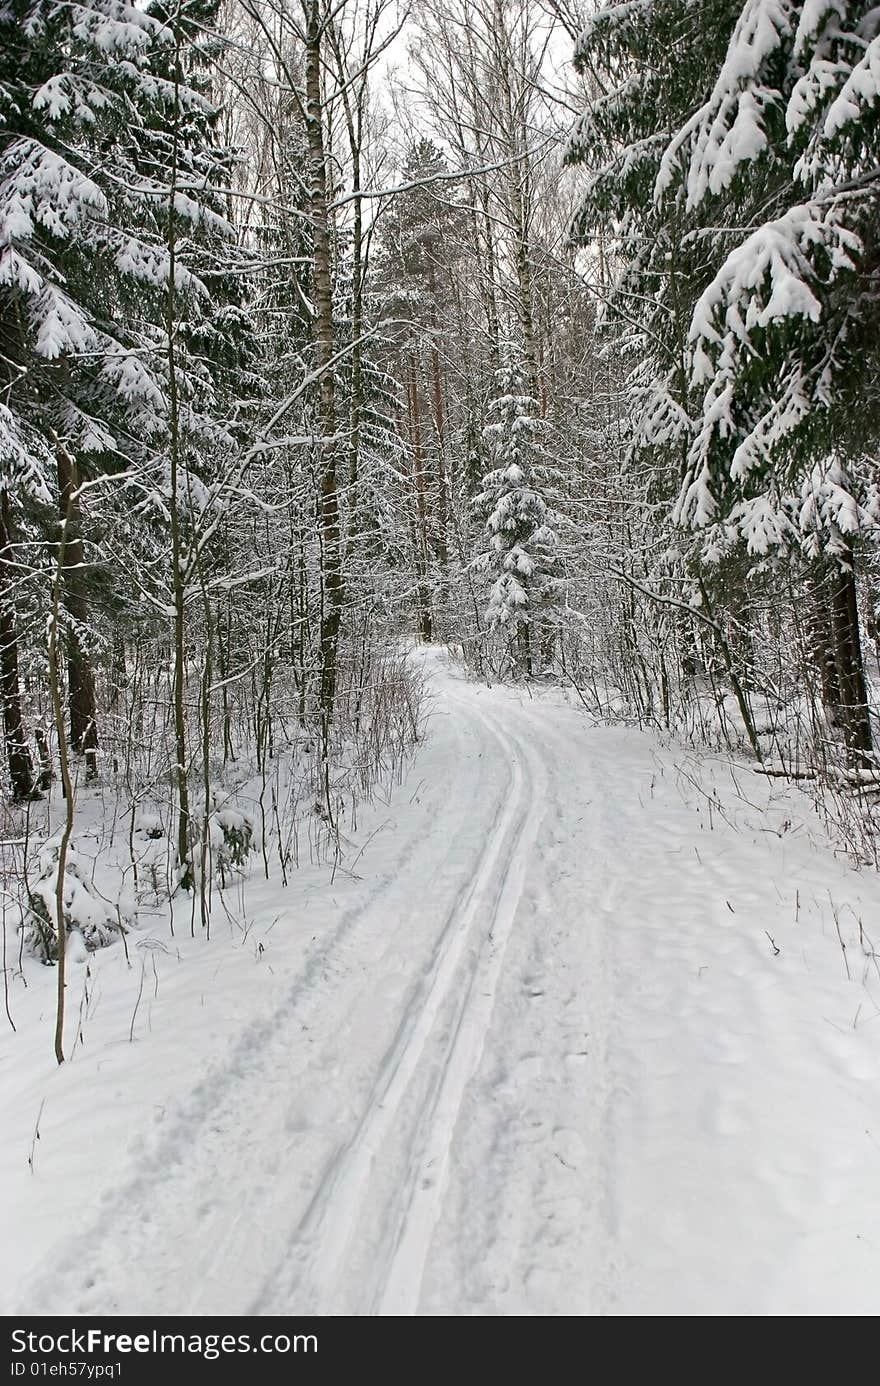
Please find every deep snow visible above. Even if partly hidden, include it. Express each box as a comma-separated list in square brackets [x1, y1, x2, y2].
[2, 648, 880, 1316]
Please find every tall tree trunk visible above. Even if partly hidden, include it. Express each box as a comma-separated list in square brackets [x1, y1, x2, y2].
[426, 261, 449, 568]
[305, 2, 344, 738]
[57, 449, 98, 779]
[48, 482, 76, 1065]
[512, 212, 539, 398]
[829, 544, 872, 767]
[808, 559, 841, 720]
[408, 355, 433, 642]
[491, 0, 540, 399]
[0, 492, 35, 799]
[326, 18, 364, 505]
[166, 14, 192, 887]
[475, 182, 501, 370]
[518, 618, 532, 677]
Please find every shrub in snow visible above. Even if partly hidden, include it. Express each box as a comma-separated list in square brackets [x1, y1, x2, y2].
[25, 844, 128, 964]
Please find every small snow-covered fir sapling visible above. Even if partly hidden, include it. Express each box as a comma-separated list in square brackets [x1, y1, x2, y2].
[473, 355, 564, 673]
[207, 791, 256, 884]
[24, 843, 131, 964]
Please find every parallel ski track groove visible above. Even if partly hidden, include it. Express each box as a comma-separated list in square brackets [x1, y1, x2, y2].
[372, 697, 548, 1314]
[25, 701, 479, 1316]
[259, 693, 542, 1315]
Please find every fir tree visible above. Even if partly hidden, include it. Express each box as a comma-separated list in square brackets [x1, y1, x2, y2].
[0, 0, 249, 780]
[567, 0, 880, 763]
[474, 352, 562, 674]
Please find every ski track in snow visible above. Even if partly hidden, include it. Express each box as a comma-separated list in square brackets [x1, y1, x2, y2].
[13, 661, 559, 1317]
[6, 647, 880, 1316]
[263, 694, 545, 1317]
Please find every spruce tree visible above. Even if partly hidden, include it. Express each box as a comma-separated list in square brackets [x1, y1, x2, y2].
[567, 1, 880, 763]
[0, 0, 249, 786]
[474, 352, 563, 674]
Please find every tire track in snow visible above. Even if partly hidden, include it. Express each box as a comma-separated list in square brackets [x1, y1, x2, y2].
[257, 692, 544, 1316]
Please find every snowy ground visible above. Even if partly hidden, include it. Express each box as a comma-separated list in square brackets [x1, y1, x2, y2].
[3, 647, 880, 1317]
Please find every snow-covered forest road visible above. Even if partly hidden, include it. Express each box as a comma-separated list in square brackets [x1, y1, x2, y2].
[4, 650, 880, 1317]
